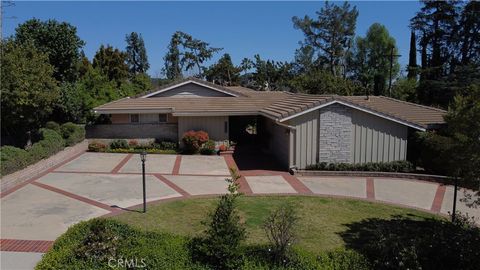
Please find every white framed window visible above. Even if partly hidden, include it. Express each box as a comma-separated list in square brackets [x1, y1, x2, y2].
[130, 114, 139, 123]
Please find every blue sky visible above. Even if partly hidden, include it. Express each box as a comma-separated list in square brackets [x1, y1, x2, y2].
[2, 1, 421, 77]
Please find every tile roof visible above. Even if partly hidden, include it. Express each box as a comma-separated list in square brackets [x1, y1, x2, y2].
[95, 80, 446, 130]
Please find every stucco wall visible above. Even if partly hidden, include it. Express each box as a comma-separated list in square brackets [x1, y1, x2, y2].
[178, 116, 229, 141]
[319, 104, 352, 163]
[86, 123, 178, 141]
[150, 83, 231, 98]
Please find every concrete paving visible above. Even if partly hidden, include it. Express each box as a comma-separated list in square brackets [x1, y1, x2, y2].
[374, 178, 438, 210]
[298, 177, 367, 198]
[1, 185, 108, 240]
[441, 186, 480, 220]
[56, 152, 128, 173]
[0, 251, 44, 270]
[179, 155, 230, 175]
[37, 173, 181, 209]
[163, 175, 229, 195]
[245, 176, 297, 194]
[119, 154, 177, 174]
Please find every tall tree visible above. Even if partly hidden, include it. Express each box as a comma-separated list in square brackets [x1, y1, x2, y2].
[458, 0, 480, 65]
[204, 53, 241, 86]
[349, 23, 400, 95]
[125, 32, 149, 75]
[14, 18, 85, 82]
[0, 40, 59, 145]
[92, 45, 129, 84]
[292, 1, 358, 77]
[407, 31, 418, 79]
[163, 32, 183, 80]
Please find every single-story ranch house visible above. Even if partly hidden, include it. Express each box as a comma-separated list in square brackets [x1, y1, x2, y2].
[90, 78, 446, 169]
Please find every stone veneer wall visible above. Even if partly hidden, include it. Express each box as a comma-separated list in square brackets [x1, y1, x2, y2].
[1, 140, 88, 193]
[319, 104, 352, 163]
[86, 123, 178, 141]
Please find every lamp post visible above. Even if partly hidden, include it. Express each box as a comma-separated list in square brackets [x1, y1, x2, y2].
[140, 151, 147, 213]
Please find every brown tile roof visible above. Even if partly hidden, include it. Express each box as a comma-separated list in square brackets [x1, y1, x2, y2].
[95, 82, 446, 130]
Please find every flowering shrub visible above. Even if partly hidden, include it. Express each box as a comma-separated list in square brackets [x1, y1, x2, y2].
[196, 131, 209, 145]
[218, 144, 227, 152]
[88, 142, 107, 152]
[128, 139, 138, 147]
[182, 130, 210, 154]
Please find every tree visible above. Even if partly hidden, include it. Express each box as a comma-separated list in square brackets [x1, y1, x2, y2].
[92, 45, 129, 84]
[293, 1, 358, 77]
[349, 23, 400, 95]
[407, 31, 419, 79]
[125, 32, 149, 75]
[204, 53, 241, 86]
[458, 0, 480, 65]
[247, 54, 293, 91]
[14, 18, 85, 82]
[163, 32, 182, 80]
[289, 69, 364, 96]
[0, 40, 59, 145]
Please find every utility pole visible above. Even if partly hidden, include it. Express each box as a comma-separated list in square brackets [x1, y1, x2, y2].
[384, 46, 401, 97]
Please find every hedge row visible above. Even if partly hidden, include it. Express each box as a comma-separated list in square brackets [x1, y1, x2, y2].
[305, 160, 415, 173]
[0, 122, 85, 176]
[88, 139, 179, 154]
[36, 218, 371, 270]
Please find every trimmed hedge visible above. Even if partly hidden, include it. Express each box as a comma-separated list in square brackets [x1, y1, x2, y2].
[305, 160, 415, 173]
[0, 123, 85, 176]
[36, 219, 371, 270]
[88, 140, 179, 154]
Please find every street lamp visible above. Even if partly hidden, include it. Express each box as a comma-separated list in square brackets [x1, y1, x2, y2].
[140, 151, 147, 213]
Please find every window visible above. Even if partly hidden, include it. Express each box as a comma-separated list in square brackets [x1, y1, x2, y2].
[158, 114, 168, 123]
[130, 114, 139, 123]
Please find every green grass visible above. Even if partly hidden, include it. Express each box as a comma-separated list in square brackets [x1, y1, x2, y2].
[110, 196, 440, 254]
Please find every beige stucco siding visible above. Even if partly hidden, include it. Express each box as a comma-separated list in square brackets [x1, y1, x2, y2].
[288, 110, 319, 169]
[351, 110, 408, 163]
[178, 116, 229, 141]
[150, 83, 232, 98]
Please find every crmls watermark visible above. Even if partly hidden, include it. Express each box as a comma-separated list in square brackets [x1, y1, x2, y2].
[108, 257, 146, 268]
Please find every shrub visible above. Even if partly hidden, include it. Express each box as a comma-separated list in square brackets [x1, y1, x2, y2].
[182, 130, 209, 154]
[45, 121, 61, 133]
[305, 160, 415, 173]
[0, 146, 30, 176]
[412, 131, 455, 175]
[218, 144, 227, 152]
[192, 169, 245, 269]
[128, 139, 138, 147]
[110, 139, 129, 149]
[316, 249, 370, 270]
[28, 128, 65, 164]
[60, 122, 85, 146]
[199, 140, 216, 155]
[263, 203, 299, 264]
[88, 142, 107, 152]
[153, 140, 178, 150]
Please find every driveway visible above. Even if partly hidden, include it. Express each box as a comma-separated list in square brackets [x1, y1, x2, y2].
[1, 152, 479, 269]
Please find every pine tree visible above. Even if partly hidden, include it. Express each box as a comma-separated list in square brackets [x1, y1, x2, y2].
[125, 32, 149, 75]
[407, 31, 418, 79]
[163, 32, 183, 80]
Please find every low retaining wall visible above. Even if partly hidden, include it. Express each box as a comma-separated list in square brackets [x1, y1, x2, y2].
[1, 140, 88, 193]
[86, 123, 178, 141]
[293, 169, 451, 184]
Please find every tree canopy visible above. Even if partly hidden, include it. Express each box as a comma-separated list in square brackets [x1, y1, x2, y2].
[92, 45, 129, 84]
[125, 32, 149, 75]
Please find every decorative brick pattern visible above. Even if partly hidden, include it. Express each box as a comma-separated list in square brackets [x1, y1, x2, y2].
[1, 140, 88, 193]
[0, 239, 53, 253]
[110, 154, 133, 173]
[154, 174, 190, 196]
[282, 174, 313, 194]
[366, 177, 375, 199]
[172, 156, 182, 175]
[431, 184, 446, 212]
[319, 104, 352, 163]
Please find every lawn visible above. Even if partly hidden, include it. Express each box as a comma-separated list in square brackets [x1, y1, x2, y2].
[110, 195, 440, 254]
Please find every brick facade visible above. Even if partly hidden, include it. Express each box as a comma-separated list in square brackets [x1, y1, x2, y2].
[319, 104, 352, 163]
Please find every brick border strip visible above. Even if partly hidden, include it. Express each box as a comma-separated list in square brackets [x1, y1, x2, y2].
[431, 184, 447, 212]
[110, 154, 133, 173]
[0, 239, 54, 253]
[282, 174, 313, 194]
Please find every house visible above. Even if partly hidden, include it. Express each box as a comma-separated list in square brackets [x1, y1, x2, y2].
[90, 77, 446, 169]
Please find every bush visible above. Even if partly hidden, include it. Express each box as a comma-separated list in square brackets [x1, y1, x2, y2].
[128, 139, 138, 147]
[182, 130, 209, 154]
[110, 139, 129, 150]
[199, 140, 216, 155]
[0, 146, 30, 176]
[412, 131, 455, 175]
[60, 122, 85, 146]
[316, 249, 370, 270]
[28, 128, 65, 164]
[192, 169, 245, 269]
[305, 160, 415, 173]
[153, 140, 178, 150]
[263, 203, 299, 264]
[45, 121, 61, 133]
[88, 142, 107, 152]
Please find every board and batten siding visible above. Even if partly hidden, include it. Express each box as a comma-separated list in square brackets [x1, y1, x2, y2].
[351, 110, 408, 164]
[287, 110, 319, 169]
[178, 116, 229, 141]
[149, 83, 231, 98]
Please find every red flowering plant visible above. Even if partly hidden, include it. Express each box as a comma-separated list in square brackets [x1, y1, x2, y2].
[196, 130, 209, 145]
[182, 130, 210, 154]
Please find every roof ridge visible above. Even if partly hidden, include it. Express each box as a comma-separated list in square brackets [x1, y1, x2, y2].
[377, 96, 447, 113]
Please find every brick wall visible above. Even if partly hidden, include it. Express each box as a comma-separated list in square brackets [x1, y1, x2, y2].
[319, 104, 352, 163]
[1, 140, 88, 193]
[86, 123, 178, 141]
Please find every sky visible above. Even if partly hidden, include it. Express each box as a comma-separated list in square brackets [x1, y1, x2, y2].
[2, 1, 422, 77]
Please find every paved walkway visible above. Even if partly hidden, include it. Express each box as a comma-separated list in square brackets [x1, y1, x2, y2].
[1, 152, 479, 269]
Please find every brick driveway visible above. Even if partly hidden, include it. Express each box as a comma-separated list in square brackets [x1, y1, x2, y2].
[1, 152, 479, 269]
